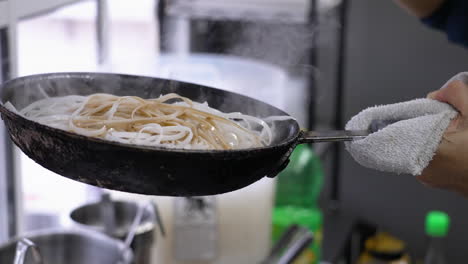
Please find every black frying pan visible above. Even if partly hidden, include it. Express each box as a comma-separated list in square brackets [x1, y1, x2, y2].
[0, 72, 369, 196]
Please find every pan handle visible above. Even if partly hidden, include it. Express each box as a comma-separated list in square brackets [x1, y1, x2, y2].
[297, 119, 398, 144]
[298, 130, 369, 144]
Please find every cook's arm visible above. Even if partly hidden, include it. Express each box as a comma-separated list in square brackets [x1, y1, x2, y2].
[395, 0, 468, 48]
[394, 0, 446, 17]
[422, 80, 468, 197]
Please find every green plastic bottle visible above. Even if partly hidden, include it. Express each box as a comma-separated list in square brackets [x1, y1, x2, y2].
[272, 144, 324, 264]
[274, 144, 323, 208]
[424, 211, 450, 264]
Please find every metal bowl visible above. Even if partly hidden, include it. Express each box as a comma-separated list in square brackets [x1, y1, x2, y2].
[0, 228, 132, 264]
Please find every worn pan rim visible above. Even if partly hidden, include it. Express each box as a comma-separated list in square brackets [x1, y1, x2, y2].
[0, 72, 301, 155]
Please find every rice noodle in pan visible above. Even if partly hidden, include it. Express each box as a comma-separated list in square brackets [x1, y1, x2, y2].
[11, 93, 292, 150]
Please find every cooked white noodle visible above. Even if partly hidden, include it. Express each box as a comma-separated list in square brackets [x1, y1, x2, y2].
[14, 93, 293, 150]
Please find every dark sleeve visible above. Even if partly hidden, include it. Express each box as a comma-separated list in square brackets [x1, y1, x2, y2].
[421, 0, 468, 48]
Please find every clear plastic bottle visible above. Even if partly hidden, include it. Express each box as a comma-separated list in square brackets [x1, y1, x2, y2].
[424, 211, 450, 264]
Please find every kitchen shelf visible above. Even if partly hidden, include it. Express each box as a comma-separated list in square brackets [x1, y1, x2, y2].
[166, 0, 341, 23]
[14, 0, 83, 19]
[0, 1, 8, 28]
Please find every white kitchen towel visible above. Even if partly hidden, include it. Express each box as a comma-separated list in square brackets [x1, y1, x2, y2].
[345, 98, 458, 176]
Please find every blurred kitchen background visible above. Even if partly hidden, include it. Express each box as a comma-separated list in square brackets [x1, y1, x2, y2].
[1, 0, 468, 263]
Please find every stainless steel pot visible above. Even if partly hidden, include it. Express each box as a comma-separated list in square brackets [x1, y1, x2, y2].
[70, 199, 163, 264]
[0, 228, 132, 264]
